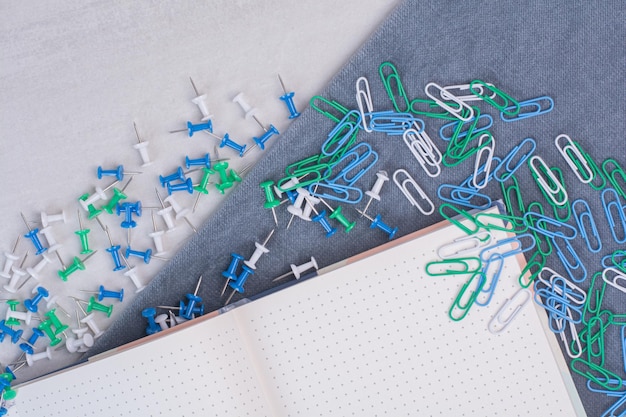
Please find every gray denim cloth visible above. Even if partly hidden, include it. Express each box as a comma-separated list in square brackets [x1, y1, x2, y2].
[87, 1, 626, 415]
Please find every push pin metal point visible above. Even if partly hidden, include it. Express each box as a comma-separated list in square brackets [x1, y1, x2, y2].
[133, 122, 153, 167]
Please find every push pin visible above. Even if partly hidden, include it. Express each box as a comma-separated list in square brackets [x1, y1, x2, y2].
[5, 308, 35, 326]
[277, 74, 301, 119]
[20, 253, 53, 288]
[65, 327, 94, 353]
[155, 188, 177, 233]
[185, 153, 213, 170]
[80, 285, 124, 302]
[104, 227, 125, 272]
[312, 209, 338, 238]
[272, 256, 319, 282]
[74, 209, 93, 255]
[166, 177, 194, 195]
[149, 211, 167, 257]
[3, 252, 29, 293]
[102, 178, 132, 215]
[45, 308, 69, 337]
[159, 167, 186, 187]
[40, 210, 67, 228]
[286, 188, 310, 229]
[221, 253, 244, 297]
[244, 124, 280, 156]
[244, 229, 275, 270]
[153, 313, 170, 331]
[3, 300, 21, 326]
[260, 180, 280, 226]
[192, 167, 214, 212]
[0, 320, 23, 344]
[19, 328, 44, 355]
[116, 201, 142, 229]
[39, 224, 63, 253]
[0, 236, 21, 279]
[25, 346, 53, 367]
[169, 120, 213, 137]
[180, 276, 203, 320]
[75, 301, 104, 338]
[79, 180, 119, 212]
[77, 193, 105, 230]
[225, 265, 254, 305]
[189, 77, 213, 121]
[362, 170, 389, 217]
[57, 251, 97, 281]
[213, 161, 242, 194]
[20, 212, 47, 255]
[85, 296, 114, 318]
[24, 286, 49, 313]
[204, 130, 247, 157]
[355, 209, 398, 240]
[232, 92, 266, 131]
[142, 307, 161, 335]
[125, 246, 152, 264]
[164, 194, 196, 233]
[133, 122, 153, 167]
[300, 192, 320, 222]
[97, 164, 141, 182]
[121, 254, 145, 292]
[319, 198, 356, 233]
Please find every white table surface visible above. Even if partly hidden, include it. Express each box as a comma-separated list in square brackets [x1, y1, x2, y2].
[0, 0, 400, 384]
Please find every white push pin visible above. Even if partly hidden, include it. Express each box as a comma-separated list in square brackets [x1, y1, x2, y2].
[25, 253, 53, 282]
[362, 170, 389, 217]
[4, 252, 29, 293]
[26, 346, 53, 366]
[274, 176, 300, 199]
[66, 327, 95, 353]
[79, 183, 115, 211]
[6, 309, 34, 326]
[272, 256, 319, 282]
[155, 188, 177, 233]
[133, 122, 153, 168]
[154, 313, 170, 331]
[286, 188, 310, 218]
[149, 211, 167, 257]
[233, 92, 266, 131]
[243, 229, 275, 270]
[121, 254, 145, 293]
[40, 210, 67, 228]
[299, 193, 320, 221]
[164, 194, 196, 233]
[0, 236, 21, 279]
[39, 225, 63, 253]
[189, 77, 213, 121]
[79, 313, 104, 338]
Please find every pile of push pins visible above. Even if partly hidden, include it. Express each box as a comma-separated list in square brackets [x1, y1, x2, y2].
[0, 74, 302, 412]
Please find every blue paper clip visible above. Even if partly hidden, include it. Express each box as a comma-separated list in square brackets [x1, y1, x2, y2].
[327, 143, 378, 186]
[552, 237, 587, 283]
[499, 96, 554, 122]
[571, 358, 624, 393]
[479, 233, 536, 263]
[475, 253, 504, 307]
[523, 211, 578, 240]
[368, 111, 424, 135]
[586, 378, 626, 397]
[437, 184, 491, 210]
[601, 188, 626, 243]
[307, 182, 362, 204]
[439, 113, 493, 141]
[492, 137, 536, 182]
[321, 110, 361, 156]
[572, 199, 602, 253]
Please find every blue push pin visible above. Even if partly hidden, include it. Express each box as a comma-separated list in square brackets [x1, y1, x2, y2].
[185, 153, 211, 169]
[126, 246, 152, 264]
[166, 178, 194, 195]
[225, 265, 254, 305]
[142, 307, 161, 335]
[19, 328, 44, 354]
[356, 210, 398, 240]
[24, 286, 49, 313]
[0, 320, 23, 344]
[252, 124, 280, 151]
[220, 253, 244, 297]
[97, 285, 124, 302]
[204, 130, 247, 157]
[159, 167, 186, 187]
[20, 212, 47, 255]
[97, 165, 140, 181]
[312, 209, 338, 238]
[278, 74, 301, 119]
[181, 294, 204, 320]
[169, 120, 213, 137]
[104, 227, 126, 271]
[117, 201, 142, 228]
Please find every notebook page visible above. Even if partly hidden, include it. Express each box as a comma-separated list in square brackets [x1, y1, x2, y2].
[13, 312, 272, 417]
[233, 213, 585, 417]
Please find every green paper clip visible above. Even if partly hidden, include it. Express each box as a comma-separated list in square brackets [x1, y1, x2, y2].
[518, 251, 545, 288]
[425, 257, 482, 276]
[310, 95, 350, 123]
[379, 61, 410, 113]
[602, 158, 626, 199]
[501, 174, 526, 218]
[409, 98, 459, 120]
[439, 203, 480, 236]
[469, 79, 520, 116]
[449, 271, 486, 322]
[525, 202, 553, 257]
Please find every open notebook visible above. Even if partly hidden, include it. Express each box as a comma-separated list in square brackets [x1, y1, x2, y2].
[12, 206, 585, 416]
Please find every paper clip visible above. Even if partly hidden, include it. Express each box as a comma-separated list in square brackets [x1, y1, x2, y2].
[548, 168, 571, 223]
[355, 76, 373, 132]
[488, 288, 531, 334]
[602, 158, 626, 200]
[525, 202, 553, 257]
[440, 82, 496, 102]
[576, 142, 606, 190]
[409, 98, 459, 120]
[523, 211, 577, 241]
[536, 267, 586, 306]
[601, 392, 626, 416]
[469, 80, 520, 116]
[471, 135, 495, 189]
[307, 182, 362, 204]
[321, 110, 361, 156]
[586, 378, 626, 397]
[392, 169, 434, 215]
[554, 134, 594, 184]
[446, 107, 481, 148]
[572, 199, 602, 253]
[475, 253, 504, 307]
[602, 267, 626, 295]
[622, 326, 626, 375]
[277, 164, 331, 192]
[571, 358, 624, 392]
[424, 82, 475, 122]
[518, 251, 545, 288]
[612, 250, 626, 273]
[437, 231, 493, 259]
[443, 131, 494, 168]
[425, 257, 482, 276]
[369, 111, 423, 135]
[560, 314, 582, 359]
[601, 188, 626, 243]
[437, 184, 491, 210]
[327, 143, 378, 186]
[586, 315, 606, 367]
[492, 137, 536, 182]
[438, 204, 480, 236]
[309, 95, 350, 123]
[583, 272, 606, 324]
[500, 174, 525, 218]
[379, 61, 410, 112]
[528, 155, 568, 207]
[449, 271, 486, 322]
[479, 233, 535, 262]
[402, 128, 442, 178]
[473, 212, 527, 234]
[500, 96, 554, 122]
[438, 114, 493, 142]
[552, 237, 587, 283]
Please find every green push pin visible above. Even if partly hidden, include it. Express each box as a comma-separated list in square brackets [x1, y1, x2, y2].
[86, 295, 114, 317]
[260, 180, 280, 226]
[45, 308, 69, 334]
[5, 300, 20, 326]
[214, 161, 234, 194]
[78, 193, 103, 219]
[102, 177, 133, 214]
[320, 198, 356, 232]
[57, 251, 97, 281]
[38, 319, 64, 346]
[2, 386, 17, 401]
[192, 167, 215, 213]
[75, 209, 93, 255]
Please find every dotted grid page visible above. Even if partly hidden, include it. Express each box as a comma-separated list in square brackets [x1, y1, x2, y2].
[12, 313, 272, 417]
[232, 209, 585, 417]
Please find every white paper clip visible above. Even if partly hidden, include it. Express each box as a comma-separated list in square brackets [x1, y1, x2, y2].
[472, 133, 495, 189]
[440, 82, 497, 102]
[488, 288, 531, 334]
[392, 169, 434, 215]
[554, 134, 593, 184]
[424, 82, 474, 122]
[437, 231, 493, 259]
[602, 267, 626, 295]
[528, 155, 569, 206]
[402, 128, 442, 178]
[559, 312, 582, 359]
[355, 76, 373, 132]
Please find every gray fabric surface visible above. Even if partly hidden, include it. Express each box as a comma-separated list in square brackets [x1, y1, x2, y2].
[87, 1, 626, 415]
